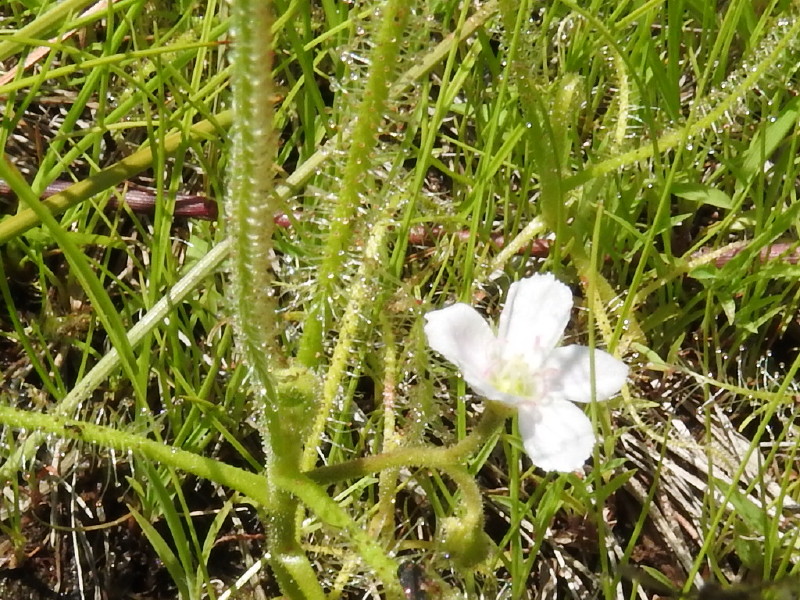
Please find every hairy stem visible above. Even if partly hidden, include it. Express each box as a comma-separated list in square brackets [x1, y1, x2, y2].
[227, 0, 318, 597]
[296, 0, 411, 366]
[307, 402, 512, 484]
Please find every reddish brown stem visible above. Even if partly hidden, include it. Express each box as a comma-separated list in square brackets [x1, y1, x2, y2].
[691, 242, 800, 268]
[0, 179, 218, 220]
[407, 224, 552, 257]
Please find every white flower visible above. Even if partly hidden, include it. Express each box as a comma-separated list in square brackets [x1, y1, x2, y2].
[424, 273, 628, 472]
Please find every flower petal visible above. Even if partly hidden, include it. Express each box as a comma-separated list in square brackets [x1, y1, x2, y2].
[469, 382, 528, 406]
[424, 303, 498, 391]
[517, 400, 596, 472]
[497, 274, 572, 364]
[544, 345, 628, 403]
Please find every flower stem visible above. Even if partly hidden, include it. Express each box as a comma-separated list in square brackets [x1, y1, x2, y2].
[307, 402, 512, 484]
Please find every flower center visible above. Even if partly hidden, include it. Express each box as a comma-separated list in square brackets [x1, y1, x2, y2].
[490, 354, 538, 398]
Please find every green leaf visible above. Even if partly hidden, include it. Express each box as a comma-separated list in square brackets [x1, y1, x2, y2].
[740, 95, 800, 182]
[720, 295, 736, 325]
[128, 506, 190, 599]
[672, 182, 734, 209]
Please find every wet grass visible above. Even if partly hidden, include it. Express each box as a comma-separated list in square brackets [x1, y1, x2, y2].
[1, 0, 800, 598]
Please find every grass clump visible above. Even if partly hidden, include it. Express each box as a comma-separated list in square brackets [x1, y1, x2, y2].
[1, 1, 800, 598]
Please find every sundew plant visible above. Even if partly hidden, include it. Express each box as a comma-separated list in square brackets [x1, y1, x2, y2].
[1, 0, 800, 598]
